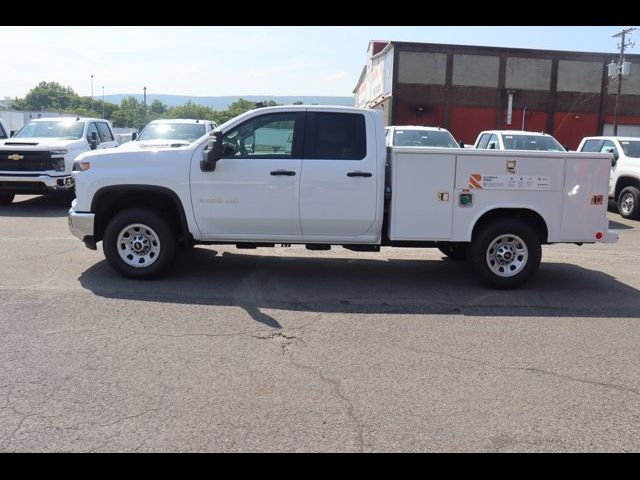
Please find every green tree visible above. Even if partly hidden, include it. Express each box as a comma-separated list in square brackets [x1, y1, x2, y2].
[12, 81, 78, 111]
[111, 96, 146, 129]
[150, 99, 168, 115]
[293, 100, 304, 105]
[162, 100, 217, 122]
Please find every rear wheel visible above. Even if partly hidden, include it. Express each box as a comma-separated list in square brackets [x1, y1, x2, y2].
[468, 219, 542, 289]
[618, 186, 640, 220]
[437, 243, 468, 260]
[0, 194, 14, 205]
[103, 208, 176, 279]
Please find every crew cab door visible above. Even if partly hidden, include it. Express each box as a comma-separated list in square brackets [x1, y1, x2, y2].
[190, 111, 305, 238]
[299, 111, 378, 237]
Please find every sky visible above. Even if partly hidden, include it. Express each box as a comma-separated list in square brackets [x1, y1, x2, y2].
[1, 26, 637, 99]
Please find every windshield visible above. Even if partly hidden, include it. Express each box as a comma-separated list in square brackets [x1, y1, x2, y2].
[502, 134, 565, 151]
[393, 129, 458, 148]
[137, 123, 206, 143]
[14, 120, 84, 140]
[619, 140, 640, 158]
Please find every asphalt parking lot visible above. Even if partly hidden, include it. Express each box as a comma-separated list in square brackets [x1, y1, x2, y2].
[0, 195, 639, 452]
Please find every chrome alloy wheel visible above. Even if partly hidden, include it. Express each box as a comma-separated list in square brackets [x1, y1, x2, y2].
[116, 223, 161, 268]
[621, 192, 635, 215]
[486, 234, 528, 278]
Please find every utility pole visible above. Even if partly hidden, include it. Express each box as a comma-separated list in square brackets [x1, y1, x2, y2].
[612, 27, 636, 136]
[143, 86, 147, 124]
[102, 86, 105, 119]
[91, 74, 94, 114]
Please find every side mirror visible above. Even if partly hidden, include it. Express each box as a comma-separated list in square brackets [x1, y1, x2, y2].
[612, 151, 620, 166]
[10, 130, 16, 137]
[563, 145, 570, 151]
[131, 132, 138, 141]
[90, 131, 98, 150]
[201, 131, 223, 172]
[488, 143, 496, 150]
[458, 140, 465, 148]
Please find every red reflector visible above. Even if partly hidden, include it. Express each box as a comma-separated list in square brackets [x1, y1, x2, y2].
[595, 232, 603, 240]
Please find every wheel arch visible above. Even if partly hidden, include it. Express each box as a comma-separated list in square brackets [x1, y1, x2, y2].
[614, 176, 640, 200]
[92, 185, 191, 245]
[470, 207, 549, 244]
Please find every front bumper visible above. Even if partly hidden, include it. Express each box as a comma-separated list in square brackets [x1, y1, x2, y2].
[68, 207, 97, 250]
[0, 174, 74, 194]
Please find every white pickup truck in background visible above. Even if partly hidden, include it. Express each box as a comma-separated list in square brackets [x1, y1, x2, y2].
[118, 118, 217, 150]
[474, 130, 566, 152]
[385, 125, 460, 149]
[577, 136, 640, 219]
[68, 106, 616, 289]
[0, 117, 118, 205]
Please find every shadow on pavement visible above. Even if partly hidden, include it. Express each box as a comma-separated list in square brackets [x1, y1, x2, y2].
[79, 247, 640, 328]
[0, 195, 72, 218]
[609, 220, 634, 230]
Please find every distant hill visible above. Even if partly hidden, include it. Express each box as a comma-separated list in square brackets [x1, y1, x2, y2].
[103, 94, 354, 110]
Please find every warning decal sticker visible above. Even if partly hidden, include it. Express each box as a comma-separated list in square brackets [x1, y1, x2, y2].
[468, 174, 551, 191]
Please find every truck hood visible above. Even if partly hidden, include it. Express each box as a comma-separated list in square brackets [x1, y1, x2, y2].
[117, 139, 191, 151]
[0, 138, 83, 150]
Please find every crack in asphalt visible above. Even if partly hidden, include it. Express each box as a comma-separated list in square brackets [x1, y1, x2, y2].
[414, 348, 640, 399]
[255, 330, 365, 453]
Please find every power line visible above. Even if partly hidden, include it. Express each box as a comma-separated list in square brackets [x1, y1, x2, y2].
[611, 27, 636, 135]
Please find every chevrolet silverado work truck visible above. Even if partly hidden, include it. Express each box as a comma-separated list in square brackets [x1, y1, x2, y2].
[0, 117, 117, 204]
[68, 106, 617, 289]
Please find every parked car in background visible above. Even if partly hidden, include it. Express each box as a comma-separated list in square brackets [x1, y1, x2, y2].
[0, 119, 9, 140]
[474, 130, 566, 152]
[385, 126, 460, 148]
[118, 119, 217, 151]
[577, 136, 640, 219]
[0, 117, 117, 205]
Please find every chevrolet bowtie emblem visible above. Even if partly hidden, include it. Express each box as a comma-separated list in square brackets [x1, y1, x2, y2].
[8, 154, 23, 161]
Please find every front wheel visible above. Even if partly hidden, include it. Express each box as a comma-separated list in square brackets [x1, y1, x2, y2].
[468, 219, 542, 289]
[618, 186, 640, 220]
[0, 194, 15, 205]
[103, 208, 176, 279]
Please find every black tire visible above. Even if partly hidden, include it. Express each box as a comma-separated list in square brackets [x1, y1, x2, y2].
[468, 219, 542, 289]
[617, 186, 640, 220]
[437, 243, 468, 261]
[0, 194, 14, 205]
[103, 208, 176, 279]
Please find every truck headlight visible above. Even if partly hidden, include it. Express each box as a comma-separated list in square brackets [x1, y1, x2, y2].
[72, 161, 90, 171]
[52, 158, 65, 171]
[51, 149, 68, 155]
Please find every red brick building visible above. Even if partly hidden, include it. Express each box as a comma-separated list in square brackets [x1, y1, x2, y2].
[354, 40, 640, 149]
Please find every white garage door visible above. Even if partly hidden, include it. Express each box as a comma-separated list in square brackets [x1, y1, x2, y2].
[603, 124, 640, 137]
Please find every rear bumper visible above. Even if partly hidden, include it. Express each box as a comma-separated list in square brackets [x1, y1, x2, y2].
[0, 174, 74, 194]
[68, 207, 97, 250]
[601, 229, 618, 244]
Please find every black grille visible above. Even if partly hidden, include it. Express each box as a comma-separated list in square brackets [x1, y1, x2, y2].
[0, 151, 55, 172]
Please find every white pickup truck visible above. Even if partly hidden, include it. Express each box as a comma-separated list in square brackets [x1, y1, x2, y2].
[68, 106, 617, 289]
[0, 117, 117, 205]
[577, 136, 640, 220]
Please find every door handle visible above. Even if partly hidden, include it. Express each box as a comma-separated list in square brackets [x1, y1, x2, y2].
[270, 170, 296, 176]
[347, 171, 372, 177]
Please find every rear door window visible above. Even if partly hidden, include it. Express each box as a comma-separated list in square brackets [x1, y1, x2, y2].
[304, 112, 366, 160]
